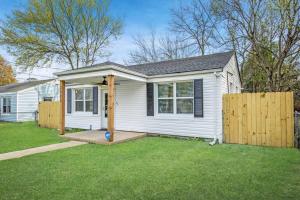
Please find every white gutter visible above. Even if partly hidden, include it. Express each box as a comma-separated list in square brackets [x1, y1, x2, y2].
[55, 64, 147, 78]
[148, 68, 223, 79]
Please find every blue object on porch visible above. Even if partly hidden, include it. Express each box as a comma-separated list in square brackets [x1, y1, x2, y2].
[105, 131, 110, 141]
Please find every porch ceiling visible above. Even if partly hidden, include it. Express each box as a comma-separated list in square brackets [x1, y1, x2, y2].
[65, 76, 130, 85]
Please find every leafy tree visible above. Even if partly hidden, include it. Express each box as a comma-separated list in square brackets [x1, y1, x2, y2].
[0, 55, 16, 86]
[0, 0, 122, 70]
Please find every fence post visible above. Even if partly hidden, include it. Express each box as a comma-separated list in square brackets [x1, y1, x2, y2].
[295, 111, 300, 148]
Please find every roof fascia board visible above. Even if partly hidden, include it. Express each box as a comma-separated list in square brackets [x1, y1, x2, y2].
[55, 64, 147, 78]
[147, 68, 222, 82]
[149, 69, 222, 83]
[0, 92, 16, 95]
[58, 69, 147, 82]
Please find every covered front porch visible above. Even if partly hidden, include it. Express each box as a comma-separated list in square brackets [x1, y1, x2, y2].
[55, 63, 147, 143]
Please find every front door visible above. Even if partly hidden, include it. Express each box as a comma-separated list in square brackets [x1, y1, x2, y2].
[101, 90, 108, 129]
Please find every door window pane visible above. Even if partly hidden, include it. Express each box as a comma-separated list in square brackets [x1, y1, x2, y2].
[177, 99, 193, 114]
[158, 99, 173, 113]
[158, 83, 173, 98]
[176, 82, 193, 97]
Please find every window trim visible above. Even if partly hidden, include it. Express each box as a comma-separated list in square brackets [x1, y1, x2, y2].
[73, 88, 93, 113]
[2, 97, 12, 114]
[155, 81, 194, 116]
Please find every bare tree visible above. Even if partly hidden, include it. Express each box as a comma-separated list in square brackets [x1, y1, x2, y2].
[128, 30, 194, 64]
[212, 0, 300, 91]
[0, 0, 122, 70]
[170, 0, 218, 55]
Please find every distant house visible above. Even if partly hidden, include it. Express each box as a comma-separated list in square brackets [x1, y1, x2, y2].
[0, 79, 59, 122]
[55, 51, 241, 142]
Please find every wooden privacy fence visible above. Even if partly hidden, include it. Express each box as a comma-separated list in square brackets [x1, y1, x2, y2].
[38, 101, 61, 129]
[223, 92, 294, 148]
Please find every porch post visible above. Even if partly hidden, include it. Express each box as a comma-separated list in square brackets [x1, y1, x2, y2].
[60, 80, 65, 135]
[107, 75, 115, 142]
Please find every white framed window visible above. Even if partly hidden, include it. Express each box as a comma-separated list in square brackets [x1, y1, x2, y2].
[158, 83, 174, 113]
[157, 81, 194, 115]
[2, 97, 11, 114]
[176, 81, 194, 114]
[74, 88, 93, 112]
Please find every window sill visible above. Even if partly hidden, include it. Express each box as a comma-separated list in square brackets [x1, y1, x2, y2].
[153, 114, 195, 120]
[66, 112, 100, 117]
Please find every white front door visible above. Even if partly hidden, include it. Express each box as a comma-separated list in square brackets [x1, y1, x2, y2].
[101, 90, 108, 129]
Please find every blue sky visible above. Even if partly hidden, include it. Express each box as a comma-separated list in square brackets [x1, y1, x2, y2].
[0, 0, 185, 81]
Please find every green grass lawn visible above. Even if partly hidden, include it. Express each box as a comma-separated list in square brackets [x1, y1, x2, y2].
[0, 121, 66, 153]
[0, 136, 300, 200]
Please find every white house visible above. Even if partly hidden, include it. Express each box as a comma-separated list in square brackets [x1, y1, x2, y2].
[55, 51, 241, 142]
[0, 79, 59, 122]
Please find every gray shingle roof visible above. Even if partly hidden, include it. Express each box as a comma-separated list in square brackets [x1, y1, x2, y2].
[55, 51, 235, 77]
[0, 79, 53, 93]
[121, 51, 234, 76]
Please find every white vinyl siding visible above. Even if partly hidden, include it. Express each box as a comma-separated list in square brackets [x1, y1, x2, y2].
[114, 75, 217, 138]
[65, 85, 101, 129]
[65, 74, 220, 138]
[17, 87, 39, 121]
[63, 54, 241, 142]
[217, 55, 242, 141]
[0, 80, 58, 122]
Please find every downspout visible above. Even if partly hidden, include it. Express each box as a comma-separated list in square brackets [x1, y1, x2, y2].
[210, 72, 221, 146]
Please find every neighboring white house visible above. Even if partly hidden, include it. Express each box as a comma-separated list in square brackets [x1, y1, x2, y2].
[55, 51, 241, 142]
[0, 79, 59, 122]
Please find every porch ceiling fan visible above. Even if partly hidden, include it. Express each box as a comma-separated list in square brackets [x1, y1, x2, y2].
[95, 76, 120, 86]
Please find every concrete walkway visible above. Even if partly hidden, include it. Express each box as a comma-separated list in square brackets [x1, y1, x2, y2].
[0, 141, 87, 161]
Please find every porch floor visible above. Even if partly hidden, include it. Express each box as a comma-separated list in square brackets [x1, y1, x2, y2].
[62, 130, 147, 145]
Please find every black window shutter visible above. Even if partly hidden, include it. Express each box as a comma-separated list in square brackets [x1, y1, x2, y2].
[93, 86, 98, 114]
[194, 79, 203, 117]
[67, 88, 72, 114]
[146, 83, 154, 116]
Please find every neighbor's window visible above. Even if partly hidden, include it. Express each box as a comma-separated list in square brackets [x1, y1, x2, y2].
[158, 83, 174, 113]
[74, 88, 93, 112]
[2, 97, 11, 114]
[176, 82, 193, 114]
[157, 81, 194, 114]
